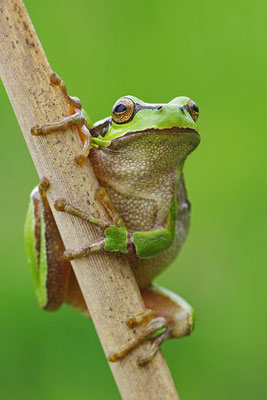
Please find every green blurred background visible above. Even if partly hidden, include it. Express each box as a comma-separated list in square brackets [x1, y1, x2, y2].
[0, 0, 266, 399]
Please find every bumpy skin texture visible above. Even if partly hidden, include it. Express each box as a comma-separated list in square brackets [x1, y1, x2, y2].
[25, 93, 200, 362]
[90, 144, 190, 288]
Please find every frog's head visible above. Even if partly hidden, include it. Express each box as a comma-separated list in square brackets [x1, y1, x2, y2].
[91, 96, 200, 170]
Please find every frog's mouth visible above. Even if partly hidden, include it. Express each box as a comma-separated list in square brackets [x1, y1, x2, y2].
[109, 127, 200, 148]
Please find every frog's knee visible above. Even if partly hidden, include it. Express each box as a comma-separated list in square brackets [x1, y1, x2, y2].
[140, 284, 194, 338]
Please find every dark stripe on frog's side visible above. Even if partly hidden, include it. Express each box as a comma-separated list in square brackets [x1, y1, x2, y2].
[41, 193, 71, 311]
[90, 102, 161, 135]
[126, 103, 163, 124]
[135, 104, 162, 112]
[112, 102, 162, 125]
[32, 191, 41, 265]
[27, 189, 71, 311]
[24, 190, 48, 308]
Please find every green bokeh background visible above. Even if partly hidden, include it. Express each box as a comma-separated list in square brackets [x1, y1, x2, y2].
[0, 0, 266, 399]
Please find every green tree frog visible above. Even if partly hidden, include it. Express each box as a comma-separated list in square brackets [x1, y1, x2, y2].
[24, 73, 200, 366]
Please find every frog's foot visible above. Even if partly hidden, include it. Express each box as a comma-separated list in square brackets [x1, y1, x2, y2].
[31, 72, 92, 165]
[108, 310, 171, 367]
[54, 193, 121, 261]
[50, 72, 81, 109]
[108, 284, 195, 367]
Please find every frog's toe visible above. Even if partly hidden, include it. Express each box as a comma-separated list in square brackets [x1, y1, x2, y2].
[137, 326, 171, 366]
[30, 124, 43, 136]
[50, 71, 62, 86]
[38, 176, 50, 191]
[75, 153, 87, 165]
[126, 308, 154, 328]
[108, 314, 170, 365]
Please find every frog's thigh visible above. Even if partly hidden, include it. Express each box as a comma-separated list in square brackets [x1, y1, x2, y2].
[140, 284, 194, 338]
[25, 187, 70, 310]
[25, 187, 88, 315]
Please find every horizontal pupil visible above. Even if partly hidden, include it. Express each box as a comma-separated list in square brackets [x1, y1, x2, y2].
[115, 104, 127, 113]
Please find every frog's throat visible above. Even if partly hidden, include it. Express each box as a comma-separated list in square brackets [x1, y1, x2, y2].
[92, 126, 200, 149]
[118, 127, 199, 140]
[109, 127, 200, 148]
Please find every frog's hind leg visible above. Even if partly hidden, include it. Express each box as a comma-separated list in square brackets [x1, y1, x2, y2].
[141, 284, 194, 340]
[24, 179, 70, 310]
[108, 284, 194, 366]
[24, 178, 88, 315]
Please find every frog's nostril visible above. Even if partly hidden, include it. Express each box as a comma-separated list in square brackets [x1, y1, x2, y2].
[157, 106, 163, 111]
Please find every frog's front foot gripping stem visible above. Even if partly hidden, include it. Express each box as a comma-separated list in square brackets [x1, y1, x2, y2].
[31, 72, 92, 165]
[54, 185, 125, 260]
[108, 309, 171, 367]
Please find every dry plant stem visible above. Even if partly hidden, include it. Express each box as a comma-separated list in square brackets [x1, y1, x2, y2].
[0, 1, 179, 399]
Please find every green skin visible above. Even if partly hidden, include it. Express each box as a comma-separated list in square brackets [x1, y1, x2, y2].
[25, 92, 200, 365]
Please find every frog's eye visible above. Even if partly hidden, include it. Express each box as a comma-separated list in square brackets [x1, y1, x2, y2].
[187, 100, 199, 122]
[112, 98, 135, 124]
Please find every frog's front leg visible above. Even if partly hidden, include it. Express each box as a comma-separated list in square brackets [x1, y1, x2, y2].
[54, 193, 177, 260]
[31, 110, 85, 136]
[54, 198, 129, 260]
[31, 72, 92, 165]
[109, 285, 194, 366]
[53, 186, 131, 260]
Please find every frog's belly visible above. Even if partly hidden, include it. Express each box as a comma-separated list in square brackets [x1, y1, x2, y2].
[99, 174, 190, 287]
[100, 184, 161, 232]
